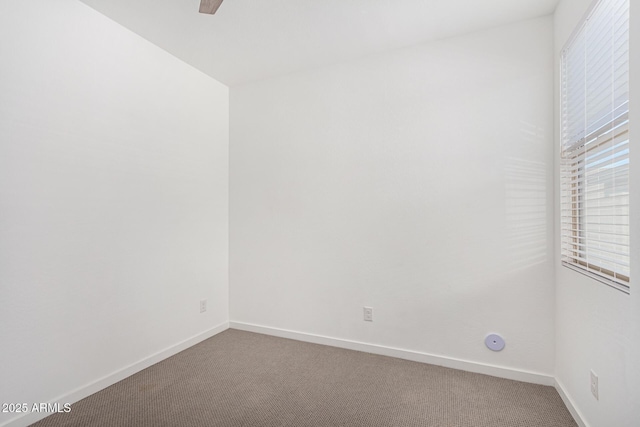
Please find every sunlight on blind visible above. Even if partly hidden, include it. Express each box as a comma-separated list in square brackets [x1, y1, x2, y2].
[560, 0, 630, 292]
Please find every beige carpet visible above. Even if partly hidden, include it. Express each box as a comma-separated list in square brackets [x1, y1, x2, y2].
[33, 329, 576, 427]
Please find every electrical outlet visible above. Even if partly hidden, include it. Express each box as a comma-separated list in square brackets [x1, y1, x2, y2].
[200, 299, 207, 313]
[363, 307, 373, 322]
[590, 370, 599, 400]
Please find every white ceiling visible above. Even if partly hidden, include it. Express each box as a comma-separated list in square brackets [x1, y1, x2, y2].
[80, 0, 560, 86]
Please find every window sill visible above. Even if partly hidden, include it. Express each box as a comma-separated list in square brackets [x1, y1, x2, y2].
[561, 262, 630, 294]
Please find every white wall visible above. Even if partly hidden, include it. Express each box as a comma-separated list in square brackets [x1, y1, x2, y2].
[0, 1, 228, 425]
[554, 1, 640, 426]
[230, 17, 555, 378]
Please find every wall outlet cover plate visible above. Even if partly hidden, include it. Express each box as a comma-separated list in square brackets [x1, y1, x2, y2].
[485, 334, 505, 351]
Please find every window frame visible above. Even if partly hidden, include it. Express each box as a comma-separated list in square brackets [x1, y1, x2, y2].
[559, 0, 630, 293]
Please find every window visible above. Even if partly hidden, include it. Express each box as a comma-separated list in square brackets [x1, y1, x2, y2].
[560, 0, 630, 293]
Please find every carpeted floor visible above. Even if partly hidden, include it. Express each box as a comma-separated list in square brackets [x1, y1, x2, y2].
[33, 329, 577, 427]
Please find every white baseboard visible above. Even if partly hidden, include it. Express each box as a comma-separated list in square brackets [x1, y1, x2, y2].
[229, 321, 555, 386]
[1, 322, 229, 427]
[555, 379, 588, 427]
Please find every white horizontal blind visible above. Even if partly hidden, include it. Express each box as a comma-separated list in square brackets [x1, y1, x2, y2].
[560, 0, 630, 292]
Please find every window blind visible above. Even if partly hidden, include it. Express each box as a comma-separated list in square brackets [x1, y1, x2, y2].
[560, 0, 630, 292]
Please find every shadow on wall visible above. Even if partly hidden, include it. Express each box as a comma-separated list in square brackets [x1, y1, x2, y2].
[505, 151, 548, 272]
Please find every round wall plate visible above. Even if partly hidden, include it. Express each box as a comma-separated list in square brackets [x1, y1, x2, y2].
[485, 334, 505, 352]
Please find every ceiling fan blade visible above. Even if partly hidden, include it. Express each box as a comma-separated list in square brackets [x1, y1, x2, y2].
[199, 0, 224, 14]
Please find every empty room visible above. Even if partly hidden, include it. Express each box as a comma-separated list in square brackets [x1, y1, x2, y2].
[0, 0, 637, 426]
